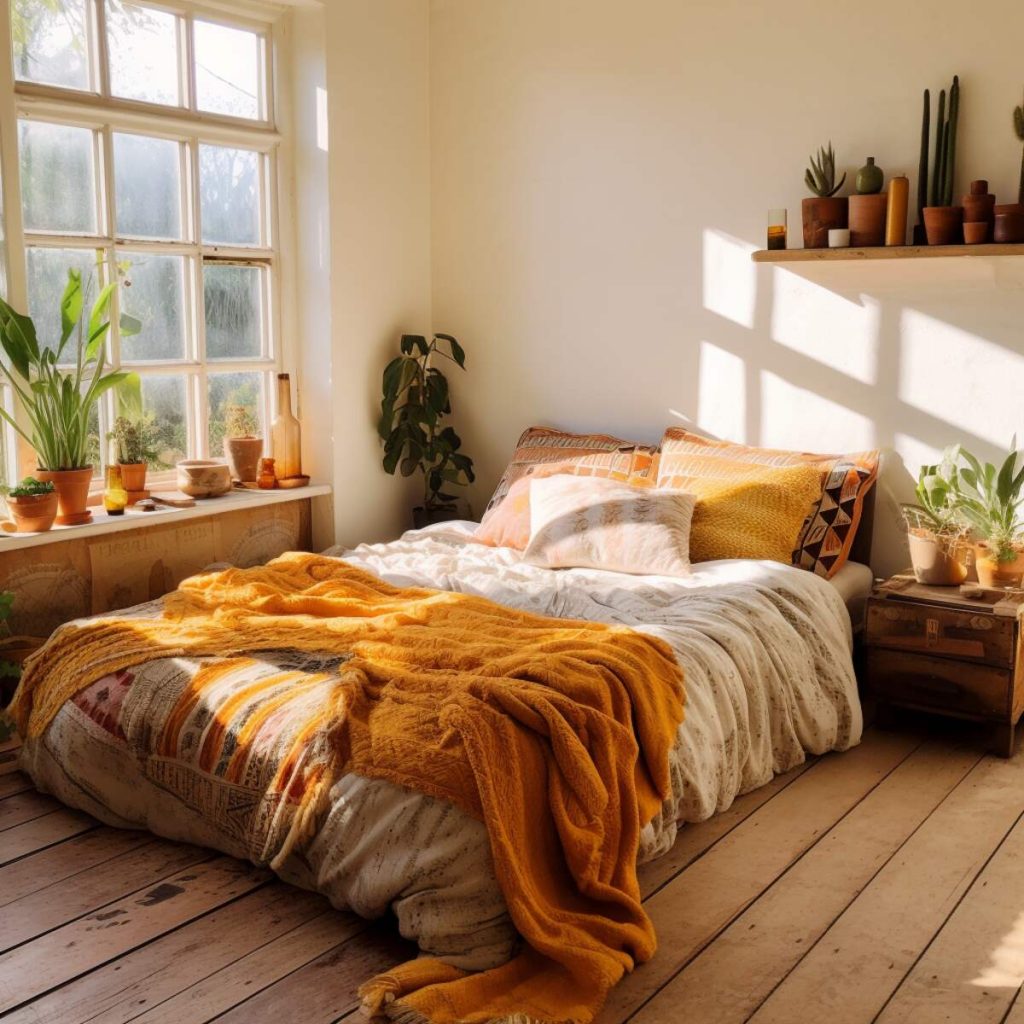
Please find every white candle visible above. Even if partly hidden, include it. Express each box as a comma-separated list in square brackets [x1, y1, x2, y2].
[828, 228, 851, 248]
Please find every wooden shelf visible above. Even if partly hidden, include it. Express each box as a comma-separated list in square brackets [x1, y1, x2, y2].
[751, 243, 1024, 263]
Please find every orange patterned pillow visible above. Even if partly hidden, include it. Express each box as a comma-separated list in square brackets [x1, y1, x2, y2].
[658, 428, 879, 578]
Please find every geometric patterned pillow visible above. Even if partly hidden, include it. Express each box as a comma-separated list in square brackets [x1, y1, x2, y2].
[482, 426, 658, 518]
[657, 428, 879, 578]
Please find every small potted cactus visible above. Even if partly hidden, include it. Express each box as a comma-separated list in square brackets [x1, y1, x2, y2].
[1, 477, 57, 533]
[223, 405, 263, 485]
[993, 94, 1024, 244]
[802, 142, 848, 248]
[920, 76, 964, 245]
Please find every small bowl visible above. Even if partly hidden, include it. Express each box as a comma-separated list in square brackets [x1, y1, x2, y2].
[963, 221, 989, 245]
[176, 460, 232, 498]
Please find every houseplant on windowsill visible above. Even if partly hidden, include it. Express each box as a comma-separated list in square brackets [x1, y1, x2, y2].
[109, 415, 160, 500]
[901, 450, 970, 585]
[0, 477, 57, 534]
[378, 333, 475, 529]
[952, 444, 1024, 589]
[0, 269, 139, 526]
[223, 404, 263, 485]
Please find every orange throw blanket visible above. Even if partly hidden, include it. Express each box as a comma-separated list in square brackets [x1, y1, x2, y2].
[11, 552, 685, 1024]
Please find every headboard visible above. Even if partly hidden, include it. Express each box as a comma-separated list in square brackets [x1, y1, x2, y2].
[849, 484, 876, 570]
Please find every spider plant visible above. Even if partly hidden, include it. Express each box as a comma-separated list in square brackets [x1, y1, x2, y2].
[0, 269, 139, 471]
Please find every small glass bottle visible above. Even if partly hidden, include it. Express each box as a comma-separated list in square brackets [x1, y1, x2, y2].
[767, 209, 787, 250]
[103, 464, 128, 516]
[271, 373, 302, 481]
[258, 457, 277, 489]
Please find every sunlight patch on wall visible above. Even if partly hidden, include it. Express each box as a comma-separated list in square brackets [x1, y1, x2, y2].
[697, 341, 746, 443]
[760, 371, 875, 451]
[893, 432, 943, 476]
[972, 909, 1024, 988]
[770, 271, 879, 385]
[702, 229, 756, 329]
[900, 310, 1024, 448]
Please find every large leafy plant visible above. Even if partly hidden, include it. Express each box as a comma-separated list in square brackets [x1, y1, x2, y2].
[952, 444, 1024, 563]
[902, 446, 965, 535]
[378, 333, 475, 510]
[0, 269, 139, 471]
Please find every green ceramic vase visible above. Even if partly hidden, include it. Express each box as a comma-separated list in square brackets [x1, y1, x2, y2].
[856, 157, 884, 195]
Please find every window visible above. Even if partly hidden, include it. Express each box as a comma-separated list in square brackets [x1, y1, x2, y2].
[2, 0, 281, 482]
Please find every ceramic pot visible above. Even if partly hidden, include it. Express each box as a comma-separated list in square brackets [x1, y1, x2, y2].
[922, 206, 964, 245]
[801, 196, 848, 249]
[964, 221, 988, 244]
[975, 543, 1024, 589]
[962, 180, 995, 241]
[176, 460, 232, 498]
[223, 437, 263, 483]
[908, 530, 969, 586]
[855, 157, 884, 195]
[36, 467, 93, 526]
[848, 193, 888, 247]
[994, 204, 1024, 243]
[413, 505, 460, 530]
[118, 462, 147, 492]
[5, 491, 57, 533]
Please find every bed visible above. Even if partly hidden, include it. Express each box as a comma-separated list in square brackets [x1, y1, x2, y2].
[19, 521, 863, 971]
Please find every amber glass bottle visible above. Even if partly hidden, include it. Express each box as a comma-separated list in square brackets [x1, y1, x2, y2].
[271, 374, 302, 481]
[103, 465, 127, 515]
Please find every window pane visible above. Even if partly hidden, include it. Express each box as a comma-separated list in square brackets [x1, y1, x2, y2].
[113, 133, 182, 240]
[19, 121, 98, 234]
[208, 371, 264, 456]
[12, 0, 90, 91]
[204, 264, 262, 359]
[199, 145, 260, 246]
[26, 247, 101, 353]
[119, 254, 186, 361]
[141, 375, 187, 466]
[194, 20, 261, 121]
[107, 1, 181, 106]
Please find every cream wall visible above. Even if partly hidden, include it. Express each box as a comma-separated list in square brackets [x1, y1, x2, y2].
[429, 0, 1024, 575]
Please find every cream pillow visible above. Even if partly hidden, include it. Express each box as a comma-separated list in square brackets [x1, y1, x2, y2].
[523, 475, 695, 577]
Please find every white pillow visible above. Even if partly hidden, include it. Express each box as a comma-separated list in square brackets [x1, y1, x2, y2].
[523, 475, 695, 577]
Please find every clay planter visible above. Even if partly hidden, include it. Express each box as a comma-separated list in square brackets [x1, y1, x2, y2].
[962, 180, 995, 241]
[922, 206, 964, 246]
[908, 529, 969, 586]
[118, 462, 147, 491]
[5, 491, 57, 533]
[223, 436, 263, 484]
[964, 221, 989, 244]
[975, 542, 1024, 589]
[36, 467, 93, 526]
[848, 193, 888, 247]
[801, 196, 848, 249]
[994, 204, 1024, 244]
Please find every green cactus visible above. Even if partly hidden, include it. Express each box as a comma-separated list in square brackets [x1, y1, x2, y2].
[917, 89, 930, 225]
[943, 75, 960, 206]
[921, 75, 961, 213]
[1015, 94, 1024, 204]
[804, 142, 846, 198]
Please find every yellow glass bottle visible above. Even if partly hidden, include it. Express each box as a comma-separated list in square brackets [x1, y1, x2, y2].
[103, 464, 128, 516]
[271, 373, 302, 482]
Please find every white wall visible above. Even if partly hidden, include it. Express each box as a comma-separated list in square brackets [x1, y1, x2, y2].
[429, 0, 1024, 575]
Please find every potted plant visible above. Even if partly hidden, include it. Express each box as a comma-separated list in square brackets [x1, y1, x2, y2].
[952, 444, 1024, 589]
[108, 415, 159, 499]
[378, 333, 475, 528]
[802, 142, 848, 249]
[901, 451, 969, 585]
[223, 405, 263, 484]
[0, 477, 57, 534]
[921, 76, 964, 245]
[0, 269, 138, 526]
[994, 94, 1024, 243]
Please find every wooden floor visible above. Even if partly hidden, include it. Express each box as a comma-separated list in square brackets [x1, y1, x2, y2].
[2, 725, 1024, 1023]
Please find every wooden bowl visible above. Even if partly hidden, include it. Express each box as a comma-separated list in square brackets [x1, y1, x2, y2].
[176, 460, 232, 498]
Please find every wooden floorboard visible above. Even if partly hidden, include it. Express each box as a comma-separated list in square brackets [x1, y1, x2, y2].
[3, 726, 1024, 1024]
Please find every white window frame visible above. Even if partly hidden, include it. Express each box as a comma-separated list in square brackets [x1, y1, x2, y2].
[0, 0, 292, 488]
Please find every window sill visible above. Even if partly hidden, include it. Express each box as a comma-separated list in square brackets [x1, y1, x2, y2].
[0, 483, 332, 554]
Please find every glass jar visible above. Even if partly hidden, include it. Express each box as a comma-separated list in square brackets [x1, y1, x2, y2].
[103, 465, 128, 515]
[258, 457, 277, 489]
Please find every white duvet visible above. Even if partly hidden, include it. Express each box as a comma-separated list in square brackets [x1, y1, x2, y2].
[23, 523, 861, 970]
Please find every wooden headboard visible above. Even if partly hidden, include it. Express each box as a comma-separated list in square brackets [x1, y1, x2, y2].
[849, 484, 876, 569]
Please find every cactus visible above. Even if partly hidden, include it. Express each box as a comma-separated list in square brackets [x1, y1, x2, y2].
[1015, 94, 1024, 204]
[943, 76, 960, 206]
[930, 88, 946, 207]
[921, 75, 961, 211]
[917, 89, 930, 225]
[804, 142, 846, 198]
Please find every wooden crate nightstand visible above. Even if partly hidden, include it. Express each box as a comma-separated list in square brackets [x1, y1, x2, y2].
[865, 575, 1024, 757]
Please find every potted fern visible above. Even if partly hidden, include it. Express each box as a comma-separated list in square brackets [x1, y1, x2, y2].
[223, 405, 262, 484]
[0, 269, 138, 526]
[378, 333, 475, 528]
[802, 141, 848, 248]
[902, 450, 969, 585]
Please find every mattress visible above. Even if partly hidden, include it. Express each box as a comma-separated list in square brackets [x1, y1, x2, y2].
[20, 523, 862, 970]
[828, 560, 874, 630]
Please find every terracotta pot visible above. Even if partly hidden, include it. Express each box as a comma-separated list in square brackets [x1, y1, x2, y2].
[962, 180, 995, 241]
[963, 221, 989, 244]
[801, 196, 848, 249]
[118, 462, 147, 492]
[176, 460, 232, 498]
[223, 437, 263, 483]
[848, 193, 888, 247]
[36, 467, 93, 526]
[908, 529, 969, 586]
[975, 543, 1024, 589]
[922, 206, 964, 245]
[994, 204, 1024, 243]
[5, 491, 57, 533]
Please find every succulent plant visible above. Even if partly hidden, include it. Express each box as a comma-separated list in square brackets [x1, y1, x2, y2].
[1014, 94, 1024, 204]
[804, 142, 846, 198]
